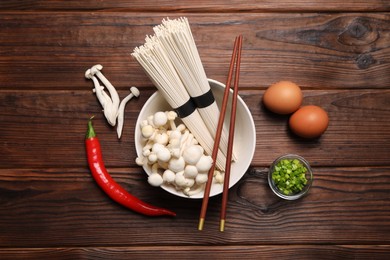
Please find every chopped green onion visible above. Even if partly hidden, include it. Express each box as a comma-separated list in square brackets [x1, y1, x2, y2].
[272, 158, 308, 195]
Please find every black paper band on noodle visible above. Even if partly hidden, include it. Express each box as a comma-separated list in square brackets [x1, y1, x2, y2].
[192, 88, 215, 109]
[174, 98, 197, 118]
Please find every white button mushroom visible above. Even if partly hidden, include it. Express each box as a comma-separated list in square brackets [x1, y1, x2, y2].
[152, 143, 165, 153]
[174, 171, 195, 189]
[184, 165, 198, 179]
[166, 111, 178, 130]
[148, 173, 163, 187]
[168, 138, 180, 149]
[140, 119, 149, 127]
[183, 145, 203, 165]
[162, 169, 176, 183]
[214, 170, 224, 184]
[156, 147, 171, 162]
[154, 132, 169, 145]
[169, 130, 182, 140]
[148, 153, 158, 164]
[142, 149, 151, 157]
[176, 124, 186, 132]
[174, 171, 187, 187]
[168, 157, 185, 172]
[153, 111, 168, 127]
[147, 163, 163, 187]
[185, 178, 195, 188]
[141, 125, 154, 139]
[135, 157, 146, 166]
[195, 173, 208, 185]
[195, 155, 213, 172]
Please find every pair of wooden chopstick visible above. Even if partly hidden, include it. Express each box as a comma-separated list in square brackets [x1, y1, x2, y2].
[198, 35, 243, 232]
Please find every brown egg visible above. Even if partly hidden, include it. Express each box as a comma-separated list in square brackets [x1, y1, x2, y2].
[289, 105, 329, 138]
[263, 81, 303, 114]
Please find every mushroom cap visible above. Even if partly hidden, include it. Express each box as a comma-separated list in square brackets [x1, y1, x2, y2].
[152, 143, 165, 153]
[195, 155, 213, 172]
[148, 153, 158, 163]
[154, 132, 169, 145]
[174, 171, 187, 187]
[85, 69, 93, 79]
[184, 165, 198, 179]
[169, 130, 182, 140]
[175, 176, 195, 189]
[166, 111, 177, 121]
[130, 86, 140, 97]
[214, 170, 224, 184]
[157, 147, 171, 162]
[185, 178, 195, 188]
[162, 169, 176, 183]
[168, 157, 185, 172]
[90, 64, 103, 75]
[148, 173, 163, 187]
[153, 111, 168, 127]
[195, 173, 208, 184]
[135, 157, 145, 166]
[141, 125, 154, 139]
[183, 145, 203, 165]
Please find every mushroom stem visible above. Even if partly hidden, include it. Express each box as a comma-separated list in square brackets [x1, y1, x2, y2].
[117, 87, 140, 138]
[90, 76, 110, 107]
[166, 111, 178, 130]
[85, 66, 118, 126]
[90, 65, 120, 112]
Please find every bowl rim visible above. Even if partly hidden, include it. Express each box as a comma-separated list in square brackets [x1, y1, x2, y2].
[268, 154, 313, 200]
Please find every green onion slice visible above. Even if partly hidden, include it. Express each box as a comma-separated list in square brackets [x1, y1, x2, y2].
[272, 158, 308, 195]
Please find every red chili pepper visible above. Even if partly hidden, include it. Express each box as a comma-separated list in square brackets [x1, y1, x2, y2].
[85, 118, 176, 217]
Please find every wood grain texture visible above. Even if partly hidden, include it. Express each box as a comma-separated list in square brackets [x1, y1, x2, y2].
[0, 0, 389, 12]
[0, 167, 389, 248]
[1, 245, 390, 260]
[0, 89, 389, 168]
[0, 13, 388, 90]
[0, 1, 389, 258]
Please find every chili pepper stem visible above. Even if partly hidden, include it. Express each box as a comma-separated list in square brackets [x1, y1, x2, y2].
[86, 117, 96, 139]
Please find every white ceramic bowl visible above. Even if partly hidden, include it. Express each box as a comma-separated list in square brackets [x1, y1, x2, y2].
[135, 79, 256, 198]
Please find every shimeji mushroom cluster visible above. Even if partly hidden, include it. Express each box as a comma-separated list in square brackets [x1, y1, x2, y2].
[136, 110, 224, 196]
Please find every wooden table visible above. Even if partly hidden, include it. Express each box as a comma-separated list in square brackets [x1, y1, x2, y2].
[1, 1, 389, 259]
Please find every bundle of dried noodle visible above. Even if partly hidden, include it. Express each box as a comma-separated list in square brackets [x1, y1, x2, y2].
[132, 19, 229, 170]
[153, 17, 236, 161]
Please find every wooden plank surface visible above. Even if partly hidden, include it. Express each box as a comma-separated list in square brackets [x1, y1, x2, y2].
[1, 167, 389, 247]
[0, 1, 389, 259]
[0, 13, 388, 90]
[0, 89, 389, 168]
[0, 0, 389, 12]
[1, 245, 390, 260]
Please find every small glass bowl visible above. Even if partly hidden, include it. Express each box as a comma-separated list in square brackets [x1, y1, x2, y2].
[268, 154, 313, 200]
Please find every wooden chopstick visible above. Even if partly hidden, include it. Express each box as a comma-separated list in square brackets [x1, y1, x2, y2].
[198, 35, 242, 231]
[220, 35, 242, 232]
